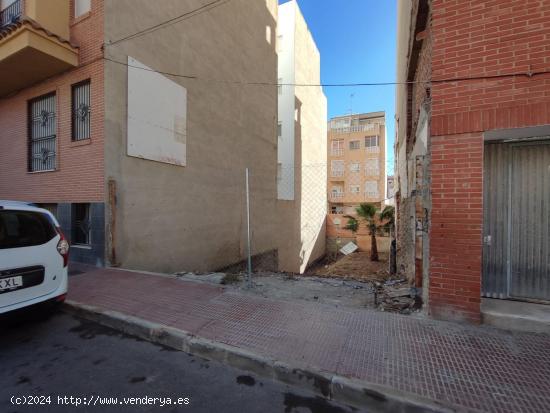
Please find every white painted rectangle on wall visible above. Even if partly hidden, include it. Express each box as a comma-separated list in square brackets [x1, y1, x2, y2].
[127, 56, 187, 166]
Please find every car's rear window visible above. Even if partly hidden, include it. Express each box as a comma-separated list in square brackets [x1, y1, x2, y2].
[0, 210, 57, 249]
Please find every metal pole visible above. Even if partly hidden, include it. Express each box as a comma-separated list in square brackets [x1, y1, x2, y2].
[245, 168, 252, 288]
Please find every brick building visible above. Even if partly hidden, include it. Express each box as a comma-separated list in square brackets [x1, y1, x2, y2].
[326, 112, 387, 250]
[0, 0, 105, 265]
[0, 0, 287, 272]
[395, 0, 550, 323]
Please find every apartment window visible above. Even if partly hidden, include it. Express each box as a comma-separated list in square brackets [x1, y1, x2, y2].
[365, 159, 380, 176]
[278, 78, 283, 95]
[365, 135, 380, 152]
[349, 162, 360, 173]
[350, 185, 360, 194]
[28, 93, 56, 172]
[74, 0, 91, 18]
[349, 140, 360, 150]
[72, 203, 91, 245]
[72, 80, 91, 141]
[277, 122, 282, 137]
[331, 140, 344, 156]
[331, 160, 344, 177]
[365, 181, 379, 198]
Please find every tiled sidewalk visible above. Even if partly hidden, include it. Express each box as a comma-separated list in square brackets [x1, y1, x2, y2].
[68, 267, 550, 413]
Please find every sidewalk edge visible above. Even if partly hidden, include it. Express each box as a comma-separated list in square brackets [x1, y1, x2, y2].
[64, 300, 455, 413]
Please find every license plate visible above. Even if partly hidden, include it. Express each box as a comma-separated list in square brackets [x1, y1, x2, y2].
[0, 276, 23, 291]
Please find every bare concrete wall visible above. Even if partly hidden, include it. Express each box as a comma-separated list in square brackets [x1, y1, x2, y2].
[103, 0, 279, 273]
[277, 0, 327, 274]
[293, 1, 327, 273]
[396, 196, 415, 279]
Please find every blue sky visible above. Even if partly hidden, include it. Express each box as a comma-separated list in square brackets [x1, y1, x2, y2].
[282, 0, 397, 172]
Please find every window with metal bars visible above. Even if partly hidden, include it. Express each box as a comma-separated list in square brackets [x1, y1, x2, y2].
[72, 80, 91, 141]
[28, 93, 56, 172]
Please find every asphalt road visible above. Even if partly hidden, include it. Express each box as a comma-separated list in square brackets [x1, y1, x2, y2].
[1, 309, 359, 413]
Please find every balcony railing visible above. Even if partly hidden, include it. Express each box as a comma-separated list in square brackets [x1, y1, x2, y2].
[330, 170, 344, 177]
[330, 148, 344, 156]
[330, 124, 377, 134]
[330, 192, 344, 200]
[0, 0, 22, 29]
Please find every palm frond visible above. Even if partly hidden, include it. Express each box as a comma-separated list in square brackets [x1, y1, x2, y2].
[344, 215, 359, 233]
[380, 205, 395, 225]
[355, 203, 377, 220]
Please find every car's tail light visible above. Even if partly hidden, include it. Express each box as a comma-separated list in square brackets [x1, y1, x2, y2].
[56, 227, 70, 267]
[55, 293, 67, 303]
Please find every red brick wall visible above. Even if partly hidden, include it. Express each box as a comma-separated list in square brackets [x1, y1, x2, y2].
[0, 0, 104, 203]
[429, 0, 550, 322]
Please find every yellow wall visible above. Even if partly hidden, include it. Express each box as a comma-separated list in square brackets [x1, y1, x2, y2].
[25, 0, 70, 40]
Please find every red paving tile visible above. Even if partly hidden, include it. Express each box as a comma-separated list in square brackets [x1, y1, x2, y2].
[69, 268, 550, 413]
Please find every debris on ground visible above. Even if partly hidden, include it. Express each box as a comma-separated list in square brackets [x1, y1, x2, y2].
[306, 251, 390, 282]
[339, 241, 358, 255]
[174, 272, 225, 284]
[174, 270, 376, 310]
[173, 252, 421, 315]
[220, 273, 241, 285]
[375, 278, 418, 314]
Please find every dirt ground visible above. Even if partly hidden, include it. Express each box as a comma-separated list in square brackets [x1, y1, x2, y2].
[175, 271, 377, 310]
[306, 251, 390, 282]
[174, 251, 395, 311]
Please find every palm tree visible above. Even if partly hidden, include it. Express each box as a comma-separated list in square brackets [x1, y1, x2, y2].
[379, 205, 395, 237]
[344, 203, 395, 262]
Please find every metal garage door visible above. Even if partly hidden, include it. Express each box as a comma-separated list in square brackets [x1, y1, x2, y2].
[483, 140, 550, 301]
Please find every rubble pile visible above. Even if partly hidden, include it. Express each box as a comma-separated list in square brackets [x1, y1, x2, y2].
[375, 279, 418, 314]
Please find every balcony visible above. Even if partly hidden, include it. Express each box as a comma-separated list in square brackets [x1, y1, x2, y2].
[0, 0, 78, 97]
[330, 148, 344, 157]
[330, 169, 344, 178]
[330, 192, 344, 201]
[329, 123, 378, 135]
[0, 1, 22, 28]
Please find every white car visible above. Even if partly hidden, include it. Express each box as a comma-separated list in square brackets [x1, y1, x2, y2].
[0, 201, 69, 314]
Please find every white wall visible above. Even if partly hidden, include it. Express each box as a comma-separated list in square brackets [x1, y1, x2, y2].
[127, 57, 187, 167]
[277, 0, 327, 273]
[277, 1, 296, 200]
